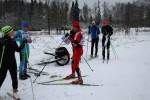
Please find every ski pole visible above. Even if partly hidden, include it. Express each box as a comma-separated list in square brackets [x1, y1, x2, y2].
[25, 42, 36, 100]
[57, 33, 73, 48]
[110, 42, 117, 58]
[33, 63, 47, 83]
[0, 46, 5, 69]
[49, 38, 65, 50]
[110, 41, 118, 59]
[57, 40, 64, 48]
[82, 56, 94, 72]
[55, 34, 69, 48]
[86, 34, 90, 59]
[24, 41, 42, 83]
[27, 63, 36, 100]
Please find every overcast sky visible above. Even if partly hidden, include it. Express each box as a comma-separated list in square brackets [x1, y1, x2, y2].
[37, 0, 135, 8]
[77, 0, 134, 8]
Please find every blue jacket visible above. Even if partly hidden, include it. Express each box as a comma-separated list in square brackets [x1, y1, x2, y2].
[89, 25, 100, 39]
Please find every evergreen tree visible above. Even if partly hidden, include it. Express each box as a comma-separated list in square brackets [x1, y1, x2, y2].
[70, 1, 75, 22]
[82, 3, 89, 22]
[95, 0, 101, 25]
[74, 0, 80, 21]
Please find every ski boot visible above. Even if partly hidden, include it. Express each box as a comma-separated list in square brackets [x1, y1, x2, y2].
[19, 74, 28, 80]
[64, 74, 75, 80]
[71, 78, 83, 85]
[7, 89, 20, 100]
[25, 73, 31, 78]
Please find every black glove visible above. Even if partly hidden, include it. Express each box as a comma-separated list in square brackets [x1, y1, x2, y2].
[23, 39, 28, 43]
[73, 40, 82, 48]
[65, 33, 69, 37]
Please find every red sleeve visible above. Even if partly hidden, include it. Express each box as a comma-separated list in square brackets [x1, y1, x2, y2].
[74, 32, 82, 43]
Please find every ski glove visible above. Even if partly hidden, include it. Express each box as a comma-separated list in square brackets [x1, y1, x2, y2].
[73, 40, 82, 48]
[22, 39, 28, 43]
[65, 33, 70, 38]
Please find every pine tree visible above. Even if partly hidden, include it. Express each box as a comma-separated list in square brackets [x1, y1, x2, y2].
[82, 3, 89, 22]
[74, 0, 80, 21]
[70, 2, 75, 22]
[94, 0, 101, 25]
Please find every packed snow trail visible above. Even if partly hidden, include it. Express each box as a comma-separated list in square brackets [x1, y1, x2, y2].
[1, 32, 150, 100]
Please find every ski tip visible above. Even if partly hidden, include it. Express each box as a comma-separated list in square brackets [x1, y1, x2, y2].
[39, 83, 103, 87]
[79, 83, 103, 86]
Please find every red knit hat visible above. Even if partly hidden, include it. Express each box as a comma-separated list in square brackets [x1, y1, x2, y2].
[102, 19, 110, 26]
[72, 20, 81, 31]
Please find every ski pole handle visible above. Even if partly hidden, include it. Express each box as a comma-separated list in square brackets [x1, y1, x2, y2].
[0, 46, 5, 69]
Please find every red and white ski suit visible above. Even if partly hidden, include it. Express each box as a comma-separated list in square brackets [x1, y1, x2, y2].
[71, 31, 83, 74]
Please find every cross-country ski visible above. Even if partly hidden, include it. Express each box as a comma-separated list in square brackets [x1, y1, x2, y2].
[40, 83, 102, 87]
[38, 75, 88, 84]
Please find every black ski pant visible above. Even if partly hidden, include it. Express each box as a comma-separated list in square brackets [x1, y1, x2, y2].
[102, 36, 110, 60]
[91, 37, 99, 57]
[0, 64, 18, 90]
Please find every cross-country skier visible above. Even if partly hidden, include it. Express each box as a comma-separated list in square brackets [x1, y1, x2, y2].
[15, 21, 32, 80]
[101, 19, 113, 62]
[64, 20, 84, 84]
[88, 21, 100, 58]
[0, 25, 27, 97]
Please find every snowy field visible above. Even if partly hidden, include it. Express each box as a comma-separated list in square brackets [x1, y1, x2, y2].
[0, 30, 150, 100]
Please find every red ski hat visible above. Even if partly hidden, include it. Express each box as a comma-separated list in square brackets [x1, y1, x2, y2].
[102, 19, 110, 26]
[72, 20, 81, 31]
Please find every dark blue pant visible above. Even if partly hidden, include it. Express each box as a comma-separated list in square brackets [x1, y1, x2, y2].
[91, 37, 99, 56]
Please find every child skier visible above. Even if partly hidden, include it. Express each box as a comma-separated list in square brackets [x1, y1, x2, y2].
[0, 25, 27, 98]
[101, 19, 113, 62]
[15, 21, 32, 80]
[64, 20, 84, 84]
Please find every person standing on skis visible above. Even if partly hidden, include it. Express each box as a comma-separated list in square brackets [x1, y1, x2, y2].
[88, 21, 100, 58]
[101, 19, 113, 62]
[0, 25, 27, 96]
[15, 21, 32, 80]
[64, 20, 84, 84]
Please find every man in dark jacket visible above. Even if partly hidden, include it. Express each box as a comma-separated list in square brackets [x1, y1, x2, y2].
[88, 21, 100, 58]
[0, 25, 26, 97]
[101, 19, 113, 62]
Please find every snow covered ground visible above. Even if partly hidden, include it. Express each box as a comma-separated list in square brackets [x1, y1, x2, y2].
[1, 30, 150, 100]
